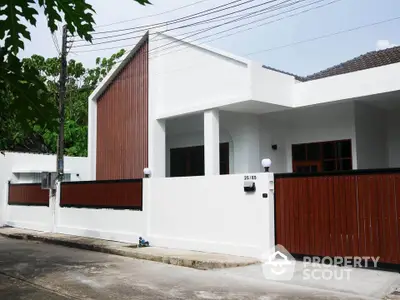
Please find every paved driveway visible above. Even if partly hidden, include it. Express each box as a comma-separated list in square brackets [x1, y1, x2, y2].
[0, 236, 374, 299]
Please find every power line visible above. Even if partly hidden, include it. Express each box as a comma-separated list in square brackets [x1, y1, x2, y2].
[245, 15, 400, 55]
[71, 0, 336, 54]
[72, 0, 291, 48]
[89, 0, 252, 36]
[149, 0, 314, 55]
[70, 0, 254, 44]
[79, 4, 267, 43]
[95, 0, 211, 28]
[109, 14, 400, 83]
[51, 31, 61, 54]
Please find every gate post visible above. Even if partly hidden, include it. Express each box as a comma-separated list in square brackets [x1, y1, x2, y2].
[49, 181, 60, 233]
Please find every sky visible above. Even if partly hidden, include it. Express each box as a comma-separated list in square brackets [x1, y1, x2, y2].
[21, 0, 400, 77]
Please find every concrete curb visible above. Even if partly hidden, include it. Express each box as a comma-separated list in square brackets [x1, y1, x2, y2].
[0, 231, 259, 270]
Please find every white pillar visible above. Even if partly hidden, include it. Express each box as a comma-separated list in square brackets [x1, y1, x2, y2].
[148, 119, 166, 177]
[88, 96, 97, 180]
[204, 109, 220, 175]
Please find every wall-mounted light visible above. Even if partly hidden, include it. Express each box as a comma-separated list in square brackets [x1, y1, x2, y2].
[261, 158, 272, 172]
[143, 167, 151, 178]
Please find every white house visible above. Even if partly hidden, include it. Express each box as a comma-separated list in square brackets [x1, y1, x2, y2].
[3, 33, 400, 260]
[87, 31, 400, 180]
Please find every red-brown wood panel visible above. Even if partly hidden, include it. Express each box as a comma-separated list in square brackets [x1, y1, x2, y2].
[275, 171, 400, 265]
[8, 184, 49, 206]
[60, 180, 142, 209]
[96, 38, 148, 180]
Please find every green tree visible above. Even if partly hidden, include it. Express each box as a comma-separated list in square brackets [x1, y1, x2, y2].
[0, 49, 126, 156]
[0, 0, 150, 143]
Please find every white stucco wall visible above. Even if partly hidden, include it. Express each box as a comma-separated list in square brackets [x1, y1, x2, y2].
[259, 102, 358, 173]
[149, 34, 251, 119]
[0, 152, 89, 227]
[293, 63, 400, 107]
[147, 173, 274, 258]
[354, 102, 388, 169]
[6, 205, 52, 232]
[250, 63, 295, 107]
[56, 208, 146, 243]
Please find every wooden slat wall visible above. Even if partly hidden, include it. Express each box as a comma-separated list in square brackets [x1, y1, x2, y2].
[8, 183, 49, 206]
[60, 180, 142, 210]
[96, 38, 148, 180]
[275, 172, 400, 264]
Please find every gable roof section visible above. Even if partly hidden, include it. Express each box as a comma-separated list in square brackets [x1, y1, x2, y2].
[89, 33, 149, 102]
[303, 46, 400, 81]
[89, 32, 252, 102]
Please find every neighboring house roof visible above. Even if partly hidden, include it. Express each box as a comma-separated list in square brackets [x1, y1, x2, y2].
[265, 46, 400, 82]
[303, 46, 400, 81]
[262, 65, 305, 81]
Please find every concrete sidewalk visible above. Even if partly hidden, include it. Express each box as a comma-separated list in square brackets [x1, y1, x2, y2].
[0, 227, 259, 270]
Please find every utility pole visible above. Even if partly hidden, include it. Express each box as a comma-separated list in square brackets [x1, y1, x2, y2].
[56, 24, 68, 183]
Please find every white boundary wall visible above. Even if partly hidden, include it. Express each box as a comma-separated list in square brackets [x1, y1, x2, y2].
[1, 173, 275, 258]
[55, 181, 148, 243]
[0, 152, 89, 227]
[146, 173, 275, 258]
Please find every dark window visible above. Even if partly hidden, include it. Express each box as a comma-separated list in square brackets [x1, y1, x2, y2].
[322, 142, 335, 159]
[292, 140, 352, 173]
[170, 143, 229, 177]
[292, 144, 306, 161]
[307, 143, 320, 160]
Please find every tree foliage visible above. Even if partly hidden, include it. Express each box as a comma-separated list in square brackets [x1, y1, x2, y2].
[0, 49, 126, 156]
[0, 0, 149, 153]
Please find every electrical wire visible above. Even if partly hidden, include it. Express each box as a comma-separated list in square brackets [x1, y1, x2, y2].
[71, 0, 335, 54]
[150, 0, 339, 58]
[78, 4, 269, 43]
[72, 0, 292, 48]
[149, 0, 313, 54]
[95, 0, 211, 28]
[51, 32, 61, 54]
[89, 0, 253, 36]
[102, 14, 400, 84]
[245, 15, 400, 56]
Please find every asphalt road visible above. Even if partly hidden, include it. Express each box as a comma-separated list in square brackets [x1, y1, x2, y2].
[0, 236, 366, 300]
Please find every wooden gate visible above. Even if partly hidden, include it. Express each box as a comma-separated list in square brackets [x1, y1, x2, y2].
[275, 170, 400, 265]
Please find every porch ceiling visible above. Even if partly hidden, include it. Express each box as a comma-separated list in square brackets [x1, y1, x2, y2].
[219, 100, 290, 114]
[356, 90, 400, 110]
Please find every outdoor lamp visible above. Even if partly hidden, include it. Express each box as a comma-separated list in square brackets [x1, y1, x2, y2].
[261, 158, 272, 172]
[143, 168, 151, 178]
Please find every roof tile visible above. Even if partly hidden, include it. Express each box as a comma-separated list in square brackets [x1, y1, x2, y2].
[303, 45, 400, 81]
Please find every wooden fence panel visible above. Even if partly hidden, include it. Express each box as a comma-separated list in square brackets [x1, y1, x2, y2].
[275, 170, 400, 265]
[60, 179, 142, 210]
[8, 183, 49, 206]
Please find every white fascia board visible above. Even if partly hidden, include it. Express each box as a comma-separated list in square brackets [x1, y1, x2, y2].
[89, 32, 149, 102]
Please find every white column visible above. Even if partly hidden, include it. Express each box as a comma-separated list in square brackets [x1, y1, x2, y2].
[148, 119, 166, 177]
[88, 96, 97, 180]
[204, 109, 220, 175]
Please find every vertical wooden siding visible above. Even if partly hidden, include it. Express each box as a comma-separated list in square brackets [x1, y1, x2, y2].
[96, 39, 148, 180]
[8, 183, 49, 206]
[275, 172, 400, 264]
[60, 180, 142, 209]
